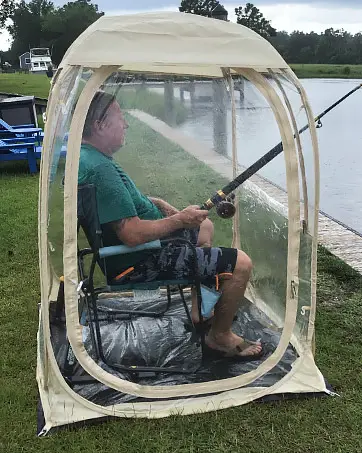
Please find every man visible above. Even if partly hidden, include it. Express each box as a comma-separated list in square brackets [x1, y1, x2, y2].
[78, 90, 262, 360]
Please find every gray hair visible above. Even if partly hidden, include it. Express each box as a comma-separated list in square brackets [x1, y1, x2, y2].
[83, 91, 117, 138]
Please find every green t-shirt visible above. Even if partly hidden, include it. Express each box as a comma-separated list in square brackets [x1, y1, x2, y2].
[78, 144, 164, 277]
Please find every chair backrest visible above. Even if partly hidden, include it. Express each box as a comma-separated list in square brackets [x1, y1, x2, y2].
[77, 184, 102, 250]
[77, 183, 107, 275]
[0, 118, 12, 131]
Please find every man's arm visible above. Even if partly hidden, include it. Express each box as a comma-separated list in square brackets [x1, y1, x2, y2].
[148, 197, 179, 217]
[111, 206, 208, 247]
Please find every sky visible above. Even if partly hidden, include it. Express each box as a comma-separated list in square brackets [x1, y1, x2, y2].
[1, 0, 362, 51]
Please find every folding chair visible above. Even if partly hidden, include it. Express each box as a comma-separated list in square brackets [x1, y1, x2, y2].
[73, 183, 206, 377]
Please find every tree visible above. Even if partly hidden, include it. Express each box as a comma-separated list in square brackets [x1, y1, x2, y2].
[0, 0, 15, 27]
[269, 30, 289, 59]
[7, 0, 55, 62]
[42, 0, 103, 64]
[179, 0, 223, 17]
[235, 3, 276, 39]
[315, 28, 352, 65]
[5, 0, 103, 66]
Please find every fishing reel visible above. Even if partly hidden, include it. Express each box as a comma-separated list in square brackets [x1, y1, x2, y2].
[215, 193, 236, 219]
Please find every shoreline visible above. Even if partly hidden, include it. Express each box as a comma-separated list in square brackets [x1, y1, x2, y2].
[290, 64, 362, 79]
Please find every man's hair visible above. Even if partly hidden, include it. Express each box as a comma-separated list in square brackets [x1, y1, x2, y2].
[83, 91, 117, 138]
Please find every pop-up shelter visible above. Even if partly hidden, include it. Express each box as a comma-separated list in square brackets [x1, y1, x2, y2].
[37, 12, 331, 436]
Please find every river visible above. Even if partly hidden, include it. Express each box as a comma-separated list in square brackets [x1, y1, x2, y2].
[174, 78, 362, 235]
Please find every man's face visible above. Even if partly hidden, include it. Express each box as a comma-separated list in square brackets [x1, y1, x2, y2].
[96, 101, 129, 153]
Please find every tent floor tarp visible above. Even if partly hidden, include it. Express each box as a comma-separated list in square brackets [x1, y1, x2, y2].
[49, 293, 320, 406]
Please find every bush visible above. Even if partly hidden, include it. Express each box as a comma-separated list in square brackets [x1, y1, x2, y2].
[343, 66, 351, 75]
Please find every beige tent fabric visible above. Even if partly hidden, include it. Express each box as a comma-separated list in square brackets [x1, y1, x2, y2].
[60, 66, 305, 400]
[59, 12, 288, 73]
[38, 66, 71, 393]
[37, 65, 85, 423]
[37, 350, 327, 435]
[36, 12, 324, 431]
[283, 69, 321, 349]
[271, 70, 310, 229]
[223, 68, 241, 250]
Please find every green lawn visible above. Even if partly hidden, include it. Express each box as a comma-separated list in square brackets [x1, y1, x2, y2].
[1, 72, 362, 452]
[291, 64, 362, 79]
[0, 72, 51, 98]
[1, 163, 362, 452]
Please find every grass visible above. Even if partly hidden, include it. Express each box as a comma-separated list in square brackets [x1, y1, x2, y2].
[0, 72, 51, 98]
[117, 86, 188, 125]
[1, 162, 362, 452]
[1, 72, 362, 452]
[291, 64, 362, 79]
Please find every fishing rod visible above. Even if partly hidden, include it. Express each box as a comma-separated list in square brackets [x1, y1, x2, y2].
[202, 83, 362, 219]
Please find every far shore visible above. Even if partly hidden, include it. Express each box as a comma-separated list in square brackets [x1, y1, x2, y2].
[291, 63, 362, 79]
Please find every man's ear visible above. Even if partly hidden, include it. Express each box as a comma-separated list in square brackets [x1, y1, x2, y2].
[94, 120, 105, 135]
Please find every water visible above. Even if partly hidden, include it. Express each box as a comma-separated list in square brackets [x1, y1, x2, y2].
[175, 78, 362, 235]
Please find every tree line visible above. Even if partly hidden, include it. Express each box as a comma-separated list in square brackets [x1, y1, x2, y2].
[0, 0, 103, 67]
[1, 0, 362, 68]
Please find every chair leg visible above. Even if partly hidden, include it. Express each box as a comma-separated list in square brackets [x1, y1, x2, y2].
[27, 146, 38, 174]
[77, 249, 101, 361]
[194, 281, 206, 359]
[178, 285, 194, 328]
[84, 284, 205, 376]
[88, 285, 109, 365]
[84, 293, 100, 359]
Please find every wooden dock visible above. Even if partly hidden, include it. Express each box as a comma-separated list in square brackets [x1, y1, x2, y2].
[130, 110, 362, 274]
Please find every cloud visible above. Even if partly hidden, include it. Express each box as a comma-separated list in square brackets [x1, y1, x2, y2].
[235, 3, 362, 33]
[53, 0, 174, 8]
[2, 1, 362, 51]
[230, 0, 360, 6]
[80, 0, 362, 11]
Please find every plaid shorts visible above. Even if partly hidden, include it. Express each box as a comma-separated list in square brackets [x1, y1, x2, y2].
[114, 228, 238, 289]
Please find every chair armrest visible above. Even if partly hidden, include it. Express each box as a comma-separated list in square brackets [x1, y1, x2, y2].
[12, 124, 35, 128]
[99, 240, 161, 259]
[0, 142, 35, 150]
[1, 137, 36, 144]
[13, 128, 42, 133]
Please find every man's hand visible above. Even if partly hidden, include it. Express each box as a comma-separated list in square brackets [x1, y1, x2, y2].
[176, 205, 209, 229]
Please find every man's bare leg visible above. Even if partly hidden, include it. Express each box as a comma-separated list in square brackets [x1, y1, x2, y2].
[197, 218, 214, 248]
[191, 218, 214, 323]
[206, 250, 262, 356]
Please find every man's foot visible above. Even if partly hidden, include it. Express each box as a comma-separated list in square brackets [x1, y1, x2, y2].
[205, 331, 262, 359]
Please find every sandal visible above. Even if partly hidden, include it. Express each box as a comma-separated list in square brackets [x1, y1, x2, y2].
[203, 339, 263, 362]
